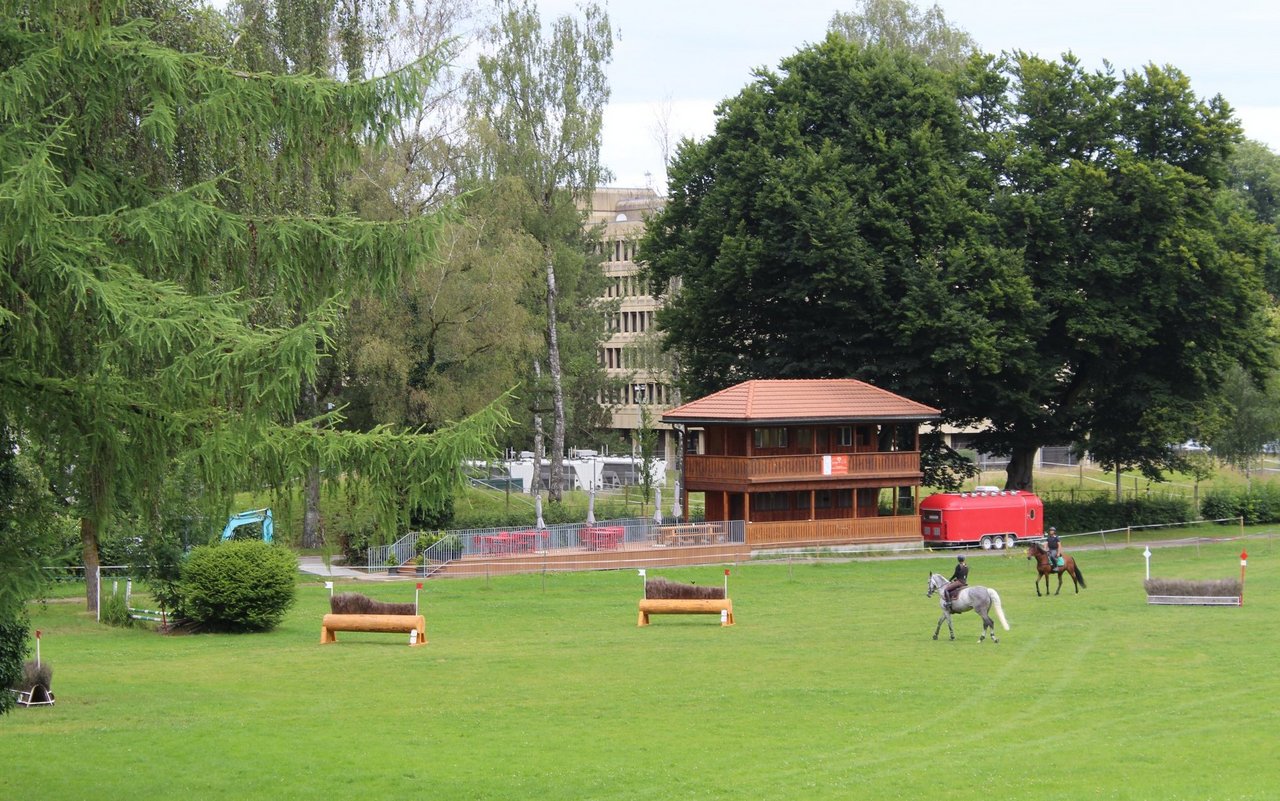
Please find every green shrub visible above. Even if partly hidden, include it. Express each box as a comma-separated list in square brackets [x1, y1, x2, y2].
[338, 525, 373, 566]
[1042, 496, 1193, 533]
[99, 587, 135, 628]
[415, 532, 463, 561]
[177, 541, 297, 632]
[1200, 485, 1280, 524]
[0, 611, 29, 715]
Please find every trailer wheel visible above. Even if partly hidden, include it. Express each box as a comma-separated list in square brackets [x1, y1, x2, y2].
[992, 536, 1005, 550]
[979, 535, 993, 550]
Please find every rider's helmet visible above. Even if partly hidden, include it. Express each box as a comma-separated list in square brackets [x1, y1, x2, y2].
[956, 555, 965, 562]
[1049, 526, 1057, 533]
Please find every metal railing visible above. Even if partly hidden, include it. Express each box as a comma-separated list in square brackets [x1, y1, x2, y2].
[367, 515, 740, 571]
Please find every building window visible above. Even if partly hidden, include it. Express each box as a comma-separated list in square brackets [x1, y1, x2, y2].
[753, 427, 788, 449]
[838, 426, 852, 447]
[752, 492, 790, 512]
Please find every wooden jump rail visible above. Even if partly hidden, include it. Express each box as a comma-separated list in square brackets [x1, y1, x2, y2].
[637, 597, 734, 626]
[320, 613, 427, 646]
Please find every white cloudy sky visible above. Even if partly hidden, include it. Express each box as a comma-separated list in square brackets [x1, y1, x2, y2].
[537, 0, 1280, 189]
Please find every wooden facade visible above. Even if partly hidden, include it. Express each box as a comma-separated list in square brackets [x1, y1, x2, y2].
[663, 380, 940, 551]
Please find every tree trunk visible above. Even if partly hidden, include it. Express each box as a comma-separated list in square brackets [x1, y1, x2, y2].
[80, 466, 111, 614]
[80, 515, 100, 615]
[545, 247, 566, 503]
[1004, 446, 1037, 491]
[301, 382, 324, 548]
[303, 466, 323, 548]
[532, 358, 545, 496]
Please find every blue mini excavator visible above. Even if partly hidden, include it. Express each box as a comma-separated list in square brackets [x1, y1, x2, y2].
[220, 508, 274, 543]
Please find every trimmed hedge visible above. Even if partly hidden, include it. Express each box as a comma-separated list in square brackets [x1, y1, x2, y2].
[177, 541, 297, 632]
[1042, 496, 1193, 534]
[1200, 485, 1280, 525]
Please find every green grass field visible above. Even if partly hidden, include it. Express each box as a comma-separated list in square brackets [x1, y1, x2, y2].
[5, 536, 1277, 800]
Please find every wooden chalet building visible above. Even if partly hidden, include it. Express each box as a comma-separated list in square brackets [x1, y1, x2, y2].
[662, 379, 940, 550]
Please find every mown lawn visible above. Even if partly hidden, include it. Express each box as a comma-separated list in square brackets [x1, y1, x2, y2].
[4, 537, 1276, 800]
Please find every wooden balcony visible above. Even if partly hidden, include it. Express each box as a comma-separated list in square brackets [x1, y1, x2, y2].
[683, 452, 920, 489]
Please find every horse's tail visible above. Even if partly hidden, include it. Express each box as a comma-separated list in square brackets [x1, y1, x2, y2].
[989, 588, 1010, 630]
[1073, 563, 1086, 589]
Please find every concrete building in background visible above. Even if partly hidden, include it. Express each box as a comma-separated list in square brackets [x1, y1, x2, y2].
[585, 187, 677, 462]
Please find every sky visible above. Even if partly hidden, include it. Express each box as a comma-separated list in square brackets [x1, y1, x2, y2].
[538, 0, 1280, 190]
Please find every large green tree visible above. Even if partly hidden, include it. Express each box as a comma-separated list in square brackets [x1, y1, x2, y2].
[1202, 363, 1280, 480]
[0, 0, 509, 612]
[981, 55, 1272, 487]
[225, 0, 397, 549]
[642, 38, 1272, 491]
[467, 0, 614, 502]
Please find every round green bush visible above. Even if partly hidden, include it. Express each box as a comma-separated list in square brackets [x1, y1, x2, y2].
[178, 541, 297, 632]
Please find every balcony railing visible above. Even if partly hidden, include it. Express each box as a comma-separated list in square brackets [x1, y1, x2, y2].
[684, 452, 920, 484]
[746, 516, 920, 548]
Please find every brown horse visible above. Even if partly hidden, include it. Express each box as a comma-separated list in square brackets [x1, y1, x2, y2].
[1026, 542, 1086, 596]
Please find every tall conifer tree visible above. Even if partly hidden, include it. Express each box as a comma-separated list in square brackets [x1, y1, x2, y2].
[0, 0, 509, 611]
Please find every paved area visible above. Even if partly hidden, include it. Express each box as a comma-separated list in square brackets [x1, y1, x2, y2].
[297, 556, 397, 581]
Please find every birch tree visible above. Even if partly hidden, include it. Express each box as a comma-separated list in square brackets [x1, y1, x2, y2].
[467, 0, 614, 502]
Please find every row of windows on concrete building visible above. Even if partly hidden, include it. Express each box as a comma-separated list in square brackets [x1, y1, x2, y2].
[596, 381, 673, 407]
[595, 238, 639, 263]
[609, 309, 655, 334]
[603, 274, 651, 298]
[601, 346, 668, 371]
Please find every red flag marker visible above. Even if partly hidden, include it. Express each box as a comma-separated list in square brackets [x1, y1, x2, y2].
[416, 583, 424, 590]
[35, 630, 41, 639]
[1240, 550, 1249, 605]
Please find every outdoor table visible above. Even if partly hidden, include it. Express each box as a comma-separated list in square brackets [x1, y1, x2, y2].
[582, 526, 624, 550]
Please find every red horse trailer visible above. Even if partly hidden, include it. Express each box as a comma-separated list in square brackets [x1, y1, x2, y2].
[920, 488, 1044, 549]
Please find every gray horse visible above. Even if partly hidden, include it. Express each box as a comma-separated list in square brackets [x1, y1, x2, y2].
[926, 572, 1010, 643]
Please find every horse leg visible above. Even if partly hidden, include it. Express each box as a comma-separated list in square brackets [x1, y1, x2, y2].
[934, 614, 945, 640]
[1055, 571, 1063, 595]
[1035, 573, 1044, 597]
[977, 607, 997, 643]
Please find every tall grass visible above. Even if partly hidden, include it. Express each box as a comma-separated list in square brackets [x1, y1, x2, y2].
[5, 536, 1277, 800]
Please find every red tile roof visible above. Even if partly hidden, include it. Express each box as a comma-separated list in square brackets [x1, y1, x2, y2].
[661, 379, 940, 425]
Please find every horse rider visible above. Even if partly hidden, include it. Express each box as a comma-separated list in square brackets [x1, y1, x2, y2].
[1045, 527, 1061, 572]
[942, 555, 968, 611]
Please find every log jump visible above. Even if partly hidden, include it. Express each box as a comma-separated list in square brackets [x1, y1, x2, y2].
[320, 613, 427, 646]
[637, 598, 734, 626]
